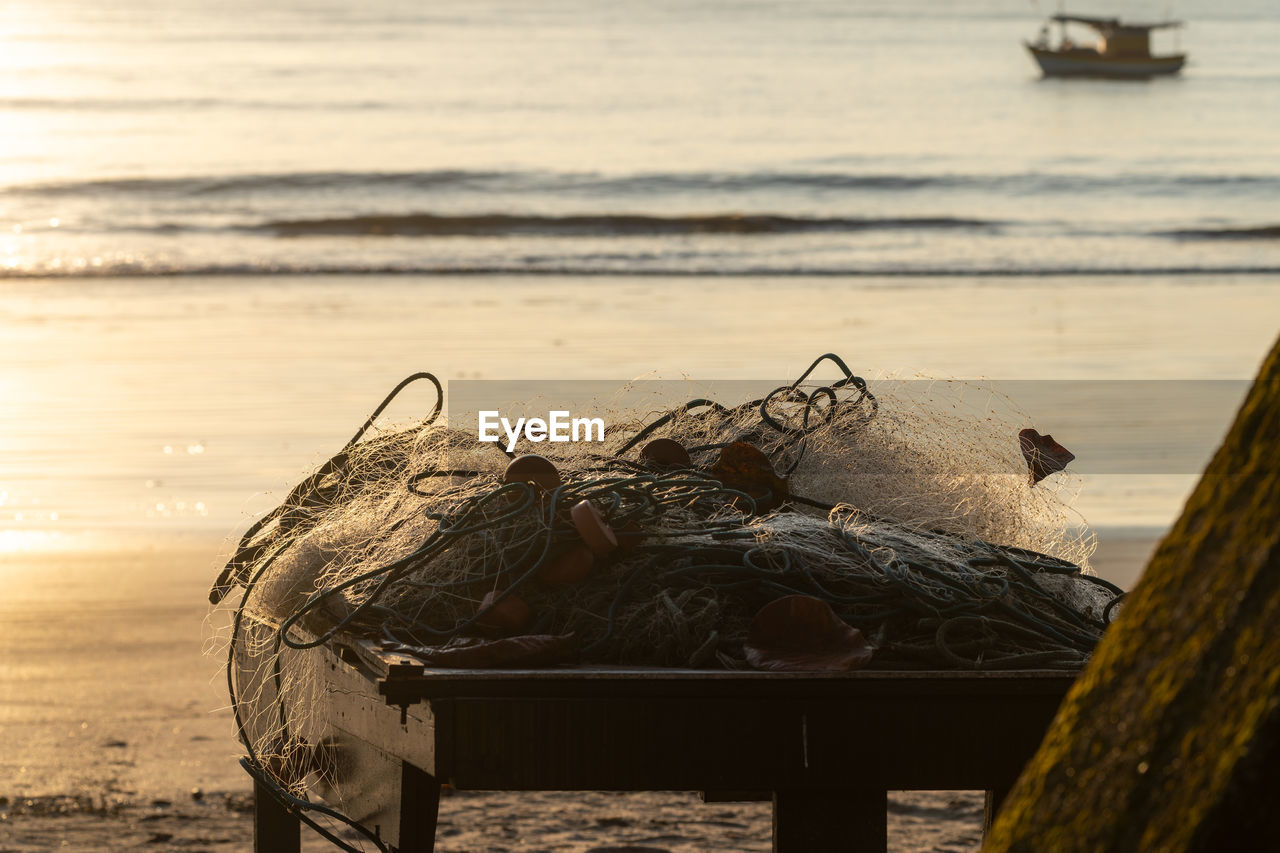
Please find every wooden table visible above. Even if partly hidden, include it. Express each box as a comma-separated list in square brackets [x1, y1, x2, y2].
[252, 640, 1076, 852]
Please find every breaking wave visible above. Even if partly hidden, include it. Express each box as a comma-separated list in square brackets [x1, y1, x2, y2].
[251, 212, 999, 237]
[4, 262, 1279, 280]
[9, 168, 1280, 200]
[1165, 225, 1280, 240]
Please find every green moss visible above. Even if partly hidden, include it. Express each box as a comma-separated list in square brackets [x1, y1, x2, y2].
[984, 340, 1280, 852]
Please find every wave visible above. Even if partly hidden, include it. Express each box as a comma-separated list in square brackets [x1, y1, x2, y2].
[1164, 225, 1280, 240]
[0, 96, 394, 113]
[6, 170, 513, 198]
[10, 168, 1280, 200]
[251, 212, 999, 237]
[5, 263, 1278, 280]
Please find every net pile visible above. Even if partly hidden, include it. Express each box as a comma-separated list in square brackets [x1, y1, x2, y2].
[210, 354, 1118, 849]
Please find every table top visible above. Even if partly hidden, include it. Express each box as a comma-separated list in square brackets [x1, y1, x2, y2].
[334, 637, 1080, 704]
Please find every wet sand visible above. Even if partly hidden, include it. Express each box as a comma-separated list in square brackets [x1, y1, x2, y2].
[0, 531, 1155, 852]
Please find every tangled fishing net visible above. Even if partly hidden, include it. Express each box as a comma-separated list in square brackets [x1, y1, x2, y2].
[210, 353, 1119, 848]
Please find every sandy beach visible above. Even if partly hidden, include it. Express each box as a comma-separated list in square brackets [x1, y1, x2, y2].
[0, 272, 1264, 851]
[0, 531, 1155, 852]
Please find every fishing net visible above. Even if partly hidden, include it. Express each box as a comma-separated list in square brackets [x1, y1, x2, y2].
[208, 354, 1118, 850]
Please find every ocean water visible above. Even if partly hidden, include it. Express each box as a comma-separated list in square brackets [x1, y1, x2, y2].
[2, 0, 1279, 277]
[0, 0, 1278, 549]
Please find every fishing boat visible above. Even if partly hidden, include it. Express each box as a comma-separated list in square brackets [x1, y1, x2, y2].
[1026, 14, 1186, 78]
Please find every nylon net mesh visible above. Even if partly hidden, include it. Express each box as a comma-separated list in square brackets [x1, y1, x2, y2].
[209, 355, 1116, 846]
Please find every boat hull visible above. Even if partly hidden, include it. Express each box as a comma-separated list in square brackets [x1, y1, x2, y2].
[1025, 45, 1185, 78]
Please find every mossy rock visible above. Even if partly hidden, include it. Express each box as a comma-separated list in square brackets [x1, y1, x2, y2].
[985, 337, 1280, 852]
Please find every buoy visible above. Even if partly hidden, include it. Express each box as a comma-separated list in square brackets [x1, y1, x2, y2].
[570, 500, 618, 557]
[476, 591, 532, 634]
[502, 454, 562, 492]
[539, 543, 595, 587]
[640, 437, 692, 467]
[710, 441, 788, 512]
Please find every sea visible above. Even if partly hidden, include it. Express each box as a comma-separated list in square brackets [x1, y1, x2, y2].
[2, 0, 1279, 557]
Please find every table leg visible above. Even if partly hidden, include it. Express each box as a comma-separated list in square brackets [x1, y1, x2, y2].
[253, 777, 300, 853]
[396, 761, 441, 853]
[772, 788, 887, 853]
[982, 781, 1015, 841]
